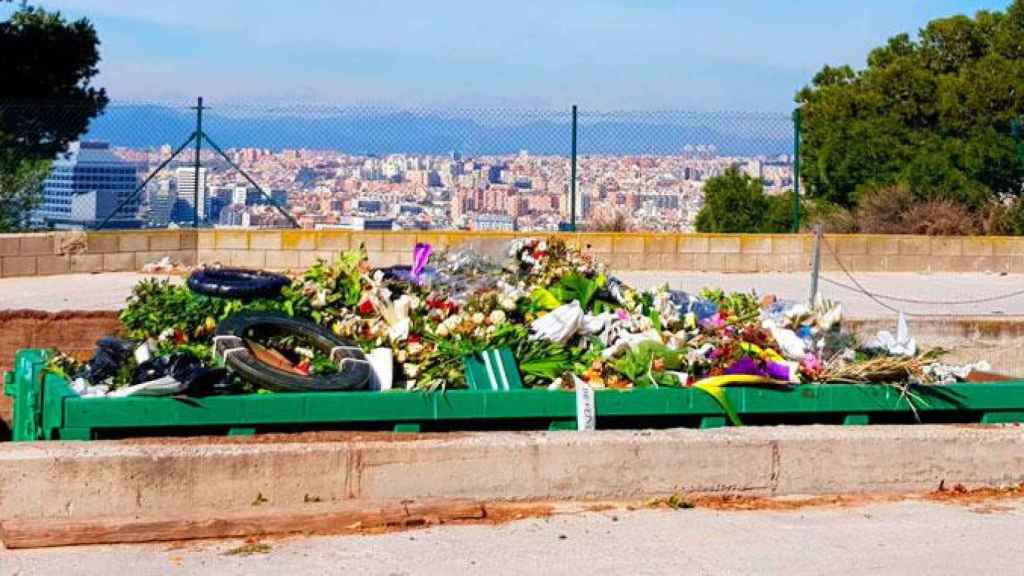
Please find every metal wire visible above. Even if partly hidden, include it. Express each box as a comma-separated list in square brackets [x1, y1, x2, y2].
[819, 235, 1024, 317]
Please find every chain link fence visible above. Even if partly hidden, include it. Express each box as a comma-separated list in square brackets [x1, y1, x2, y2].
[1, 100, 796, 232]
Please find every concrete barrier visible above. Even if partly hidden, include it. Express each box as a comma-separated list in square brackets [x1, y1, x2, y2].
[2, 425, 1022, 522]
[5, 230, 1024, 278]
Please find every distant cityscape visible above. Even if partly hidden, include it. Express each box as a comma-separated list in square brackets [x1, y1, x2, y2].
[34, 142, 795, 232]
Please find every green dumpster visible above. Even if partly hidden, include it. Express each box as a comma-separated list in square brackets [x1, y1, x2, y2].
[5, 348, 1024, 441]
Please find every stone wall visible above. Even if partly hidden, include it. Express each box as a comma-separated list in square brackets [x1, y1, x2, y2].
[0, 230, 196, 277]
[2, 230, 1024, 277]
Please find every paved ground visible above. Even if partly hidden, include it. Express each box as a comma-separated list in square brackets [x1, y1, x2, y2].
[3, 500, 1023, 575]
[2, 270, 1023, 318]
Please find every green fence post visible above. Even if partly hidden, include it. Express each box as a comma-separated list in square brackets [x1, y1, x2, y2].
[570, 104, 578, 232]
[191, 96, 204, 228]
[792, 107, 802, 233]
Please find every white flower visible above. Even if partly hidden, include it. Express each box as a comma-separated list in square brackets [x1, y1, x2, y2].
[311, 288, 328, 309]
[489, 309, 507, 325]
[396, 350, 408, 363]
[499, 296, 517, 311]
[435, 324, 450, 337]
[403, 363, 420, 377]
[294, 346, 314, 359]
[158, 327, 175, 342]
[408, 342, 425, 355]
[472, 312, 486, 325]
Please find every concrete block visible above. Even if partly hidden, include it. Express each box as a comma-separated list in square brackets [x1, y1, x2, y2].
[18, 235, 54, 256]
[230, 250, 267, 269]
[117, 233, 149, 253]
[69, 254, 103, 274]
[641, 253, 662, 270]
[835, 235, 868, 255]
[0, 235, 20, 256]
[885, 255, 929, 273]
[265, 250, 300, 270]
[756, 254, 787, 272]
[316, 231, 350, 251]
[898, 237, 930, 256]
[607, 253, 631, 271]
[659, 253, 690, 271]
[708, 236, 740, 254]
[677, 236, 709, 254]
[1, 256, 36, 277]
[351, 233, 384, 252]
[249, 231, 283, 251]
[35, 255, 70, 276]
[180, 231, 199, 250]
[613, 236, 644, 254]
[692, 253, 725, 272]
[643, 235, 676, 254]
[367, 251, 402, 268]
[299, 251, 335, 269]
[962, 237, 994, 257]
[146, 232, 182, 252]
[738, 236, 770, 254]
[580, 235, 613, 254]
[84, 233, 119, 254]
[992, 237, 1024, 255]
[214, 230, 249, 250]
[414, 233, 450, 252]
[929, 237, 962, 256]
[197, 231, 215, 250]
[770, 236, 802, 255]
[785, 254, 810, 272]
[281, 230, 316, 251]
[103, 253, 137, 272]
[171, 249, 197, 267]
[866, 236, 900, 256]
[847, 254, 886, 272]
[382, 232, 417, 253]
[971, 255, 1012, 274]
[198, 250, 232, 266]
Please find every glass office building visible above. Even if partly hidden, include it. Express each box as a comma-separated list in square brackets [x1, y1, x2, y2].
[35, 141, 142, 228]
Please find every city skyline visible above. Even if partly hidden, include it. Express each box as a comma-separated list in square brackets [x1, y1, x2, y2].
[2, 1, 1008, 111]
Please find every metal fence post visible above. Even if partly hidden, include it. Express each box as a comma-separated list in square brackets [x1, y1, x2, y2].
[792, 107, 802, 233]
[192, 96, 204, 228]
[570, 104, 578, 232]
[809, 225, 822, 306]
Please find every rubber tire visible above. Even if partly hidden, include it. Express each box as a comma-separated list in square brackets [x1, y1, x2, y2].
[188, 267, 291, 300]
[215, 312, 370, 392]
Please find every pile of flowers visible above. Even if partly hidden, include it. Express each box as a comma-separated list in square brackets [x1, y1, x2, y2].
[104, 237, 984, 394]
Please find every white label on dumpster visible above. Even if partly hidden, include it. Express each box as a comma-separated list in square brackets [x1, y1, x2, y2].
[576, 383, 596, 431]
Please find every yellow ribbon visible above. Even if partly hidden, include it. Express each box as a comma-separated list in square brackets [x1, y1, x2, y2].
[692, 374, 779, 427]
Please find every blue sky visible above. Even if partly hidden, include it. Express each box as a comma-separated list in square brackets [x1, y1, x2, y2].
[3, 1, 1011, 111]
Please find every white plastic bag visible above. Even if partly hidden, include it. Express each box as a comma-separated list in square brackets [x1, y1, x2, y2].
[531, 301, 584, 344]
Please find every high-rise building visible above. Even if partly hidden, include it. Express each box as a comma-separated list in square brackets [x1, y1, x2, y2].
[34, 141, 142, 228]
[174, 167, 208, 222]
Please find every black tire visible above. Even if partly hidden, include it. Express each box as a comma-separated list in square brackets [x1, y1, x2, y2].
[187, 267, 291, 300]
[214, 312, 371, 392]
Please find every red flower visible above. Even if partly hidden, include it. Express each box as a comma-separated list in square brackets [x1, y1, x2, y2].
[295, 359, 311, 375]
[358, 299, 375, 316]
[408, 334, 422, 344]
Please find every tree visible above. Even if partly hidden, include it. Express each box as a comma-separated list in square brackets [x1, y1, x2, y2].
[797, 1, 1024, 209]
[695, 167, 791, 233]
[0, 5, 107, 230]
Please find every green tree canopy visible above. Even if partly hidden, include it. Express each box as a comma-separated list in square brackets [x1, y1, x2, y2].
[695, 167, 791, 233]
[0, 5, 107, 230]
[797, 1, 1024, 208]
